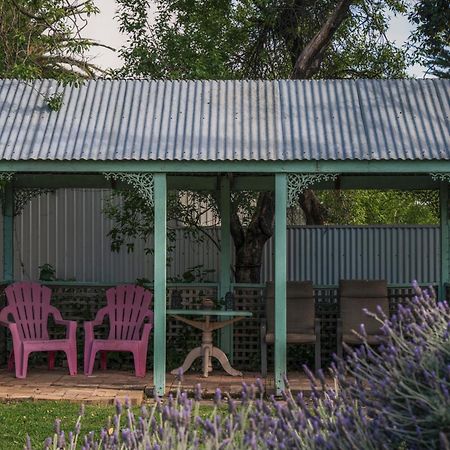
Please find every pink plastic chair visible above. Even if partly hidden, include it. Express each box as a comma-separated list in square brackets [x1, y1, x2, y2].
[0, 282, 77, 378]
[83, 285, 153, 377]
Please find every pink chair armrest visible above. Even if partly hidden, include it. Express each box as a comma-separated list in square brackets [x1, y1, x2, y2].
[0, 318, 11, 328]
[89, 307, 109, 327]
[48, 306, 77, 338]
[83, 307, 110, 344]
[65, 320, 77, 340]
[140, 323, 153, 342]
[84, 321, 96, 345]
[3, 322, 22, 346]
[0, 307, 13, 328]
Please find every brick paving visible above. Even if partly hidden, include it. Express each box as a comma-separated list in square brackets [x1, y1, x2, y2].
[0, 368, 324, 404]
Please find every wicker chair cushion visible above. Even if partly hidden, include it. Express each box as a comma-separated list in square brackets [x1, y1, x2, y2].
[339, 280, 389, 337]
[265, 281, 315, 335]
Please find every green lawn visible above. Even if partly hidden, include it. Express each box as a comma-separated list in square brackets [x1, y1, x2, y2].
[0, 400, 217, 449]
[0, 401, 128, 449]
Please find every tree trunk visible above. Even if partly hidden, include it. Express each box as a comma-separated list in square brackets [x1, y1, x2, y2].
[230, 0, 355, 282]
[231, 192, 275, 283]
[234, 243, 267, 283]
[299, 189, 327, 225]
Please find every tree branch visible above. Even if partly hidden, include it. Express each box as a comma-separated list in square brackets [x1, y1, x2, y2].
[230, 205, 245, 250]
[292, 0, 354, 79]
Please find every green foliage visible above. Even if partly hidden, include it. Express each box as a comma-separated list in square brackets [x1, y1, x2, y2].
[44, 93, 64, 111]
[38, 263, 56, 281]
[180, 265, 216, 283]
[409, 0, 450, 77]
[103, 189, 220, 257]
[318, 190, 439, 225]
[116, 0, 408, 79]
[0, 0, 105, 82]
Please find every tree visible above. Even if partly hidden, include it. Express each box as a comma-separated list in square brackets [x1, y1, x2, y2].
[0, 0, 110, 82]
[409, 0, 450, 78]
[114, 0, 408, 282]
[318, 190, 439, 225]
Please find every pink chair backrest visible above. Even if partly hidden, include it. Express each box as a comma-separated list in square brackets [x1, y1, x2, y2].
[1, 282, 52, 340]
[105, 285, 153, 340]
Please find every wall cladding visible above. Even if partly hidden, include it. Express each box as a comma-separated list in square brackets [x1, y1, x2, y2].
[0, 189, 440, 285]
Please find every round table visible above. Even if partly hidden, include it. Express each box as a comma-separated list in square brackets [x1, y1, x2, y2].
[167, 309, 252, 377]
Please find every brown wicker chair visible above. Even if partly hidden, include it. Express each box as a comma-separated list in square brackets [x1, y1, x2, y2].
[337, 279, 389, 358]
[261, 281, 320, 377]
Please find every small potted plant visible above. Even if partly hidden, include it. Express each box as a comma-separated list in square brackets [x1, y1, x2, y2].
[201, 297, 215, 309]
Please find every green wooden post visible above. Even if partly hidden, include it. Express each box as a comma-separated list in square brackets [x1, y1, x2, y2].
[274, 173, 287, 394]
[440, 182, 449, 300]
[3, 183, 14, 281]
[153, 173, 167, 396]
[219, 175, 233, 359]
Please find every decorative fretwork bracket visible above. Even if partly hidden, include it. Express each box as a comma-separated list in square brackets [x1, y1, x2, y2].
[104, 172, 154, 208]
[430, 173, 450, 184]
[0, 172, 14, 184]
[287, 173, 339, 207]
[14, 188, 54, 216]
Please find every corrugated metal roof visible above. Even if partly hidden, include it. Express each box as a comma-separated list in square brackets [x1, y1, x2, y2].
[0, 79, 448, 161]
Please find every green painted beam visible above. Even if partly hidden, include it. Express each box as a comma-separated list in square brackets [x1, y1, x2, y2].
[233, 176, 274, 191]
[2, 184, 14, 281]
[14, 174, 111, 189]
[316, 175, 440, 191]
[440, 182, 449, 299]
[153, 173, 167, 397]
[168, 176, 218, 190]
[218, 175, 233, 359]
[12, 173, 442, 192]
[0, 160, 449, 174]
[14, 174, 219, 190]
[274, 173, 287, 395]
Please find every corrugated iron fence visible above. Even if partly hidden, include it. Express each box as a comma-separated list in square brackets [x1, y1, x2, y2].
[1, 189, 439, 285]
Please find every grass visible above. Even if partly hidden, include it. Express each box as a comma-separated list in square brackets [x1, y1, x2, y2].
[0, 400, 217, 449]
[0, 401, 128, 449]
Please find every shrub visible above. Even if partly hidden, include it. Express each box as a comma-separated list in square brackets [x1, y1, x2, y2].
[28, 282, 449, 449]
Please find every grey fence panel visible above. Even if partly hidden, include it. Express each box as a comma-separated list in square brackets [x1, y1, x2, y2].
[12, 189, 150, 282]
[262, 226, 440, 284]
[0, 189, 440, 285]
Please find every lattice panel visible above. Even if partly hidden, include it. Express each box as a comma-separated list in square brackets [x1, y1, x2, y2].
[0, 283, 440, 373]
[251, 285, 437, 373]
[232, 287, 265, 370]
[316, 287, 339, 366]
[43, 284, 113, 367]
[0, 284, 220, 372]
[388, 284, 437, 315]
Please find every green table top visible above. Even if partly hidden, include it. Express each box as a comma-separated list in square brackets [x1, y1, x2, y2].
[167, 309, 252, 317]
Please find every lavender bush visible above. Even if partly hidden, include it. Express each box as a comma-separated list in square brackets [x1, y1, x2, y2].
[28, 282, 449, 450]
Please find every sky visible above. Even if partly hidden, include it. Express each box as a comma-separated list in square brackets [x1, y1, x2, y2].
[83, 1, 426, 77]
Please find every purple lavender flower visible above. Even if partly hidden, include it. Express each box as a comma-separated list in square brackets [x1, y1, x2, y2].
[28, 282, 450, 450]
[115, 399, 122, 415]
[53, 418, 61, 435]
[214, 387, 222, 406]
